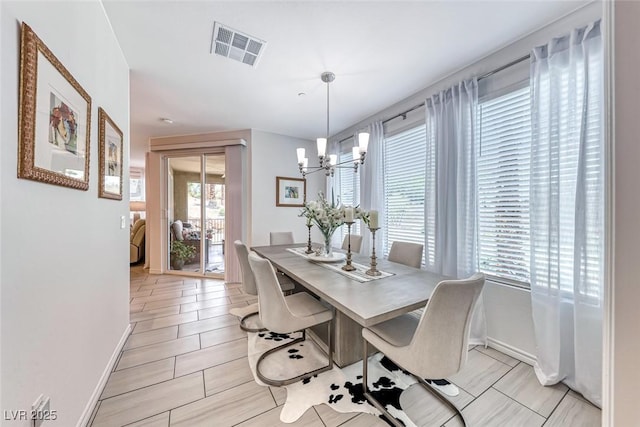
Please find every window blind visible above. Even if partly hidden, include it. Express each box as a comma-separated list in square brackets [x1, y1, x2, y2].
[477, 86, 531, 285]
[383, 125, 427, 260]
[338, 150, 361, 241]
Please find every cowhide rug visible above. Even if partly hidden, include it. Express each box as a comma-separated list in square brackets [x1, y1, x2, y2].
[228, 307, 460, 426]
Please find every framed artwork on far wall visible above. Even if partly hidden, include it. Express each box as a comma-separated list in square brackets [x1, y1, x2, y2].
[98, 108, 124, 200]
[17, 22, 92, 190]
[276, 176, 306, 207]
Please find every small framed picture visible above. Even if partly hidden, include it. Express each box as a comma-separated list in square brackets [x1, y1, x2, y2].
[17, 22, 92, 190]
[276, 176, 306, 207]
[98, 108, 123, 200]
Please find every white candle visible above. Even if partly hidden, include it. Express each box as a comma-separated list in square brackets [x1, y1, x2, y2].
[345, 207, 354, 222]
[369, 210, 379, 228]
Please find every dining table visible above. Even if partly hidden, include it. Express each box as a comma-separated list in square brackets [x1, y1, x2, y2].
[251, 244, 447, 366]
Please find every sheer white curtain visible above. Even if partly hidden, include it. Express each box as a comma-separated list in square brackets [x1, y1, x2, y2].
[326, 138, 342, 247]
[359, 121, 385, 254]
[425, 79, 486, 345]
[529, 20, 603, 407]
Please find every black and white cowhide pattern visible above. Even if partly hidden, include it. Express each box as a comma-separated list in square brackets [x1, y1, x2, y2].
[244, 330, 459, 425]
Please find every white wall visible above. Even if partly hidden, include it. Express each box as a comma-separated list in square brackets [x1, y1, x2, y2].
[483, 281, 536, 361]
[249, 130, 325, 247]
[0, 2, 130, 426]
[330, 2, 602, 363]
[611, 1, 640, 425]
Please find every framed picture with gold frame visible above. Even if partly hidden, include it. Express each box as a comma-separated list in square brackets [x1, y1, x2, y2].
[276, 176, 306, 207]
[17, 22, 92, 190]
[98, 108, 123, 200]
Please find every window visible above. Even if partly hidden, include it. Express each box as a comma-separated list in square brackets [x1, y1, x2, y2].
[383, 125, 427, 260]
[477, 85, 531, 285]
[130, 168, 145, 201]
[337, 148, 361, 242]
[530, 49, 603, 299]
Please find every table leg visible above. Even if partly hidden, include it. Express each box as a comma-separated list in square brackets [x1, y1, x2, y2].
[310, 310, 376, 367]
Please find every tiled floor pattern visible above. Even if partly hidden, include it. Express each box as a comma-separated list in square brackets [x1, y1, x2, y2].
[88, 266, 602, 426]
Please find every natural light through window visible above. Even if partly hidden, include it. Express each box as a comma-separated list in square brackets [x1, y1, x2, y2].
[477, 86, 531, 285]
[383, 125, 427, 260]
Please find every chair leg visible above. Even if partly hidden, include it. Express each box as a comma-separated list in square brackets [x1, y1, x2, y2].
[361, 339, 404, 427]
[361, 339, 466, 427]
[256, 320, 334, 387]
[416, 377, 467, 427]
[239, 311, 267, 333]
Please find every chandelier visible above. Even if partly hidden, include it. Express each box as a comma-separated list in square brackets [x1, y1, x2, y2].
[296, 71, 369, 177]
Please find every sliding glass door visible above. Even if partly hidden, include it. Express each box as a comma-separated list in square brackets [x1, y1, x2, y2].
[203, 155, 226, 275]
[167, 154, 225, 277]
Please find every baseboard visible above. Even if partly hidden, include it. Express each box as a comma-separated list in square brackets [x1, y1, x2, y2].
[149, 268, 162, 275]
[486, 336, 537, 366]
[77, 324, 131, 427]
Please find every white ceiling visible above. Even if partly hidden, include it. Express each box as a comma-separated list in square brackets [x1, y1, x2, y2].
[102, 0, 590, 168]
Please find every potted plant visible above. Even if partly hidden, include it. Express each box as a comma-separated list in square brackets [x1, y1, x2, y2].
[170, 240, 197, 270]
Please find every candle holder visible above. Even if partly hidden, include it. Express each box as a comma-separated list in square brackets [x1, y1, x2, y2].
[366, 227, 382, 276]
[305, 224, 314, 254]
[342, 221, 356, 271]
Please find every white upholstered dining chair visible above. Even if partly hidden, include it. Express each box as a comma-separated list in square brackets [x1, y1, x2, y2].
[361, 273, 485, 427]
[269, 231, 295, 245]
[341, 234, 363, 254]
[248, 252, 334, 386]
[268, 231, 296, 289]
[234, 240, 294, 332]
[388, 241, 424, 268]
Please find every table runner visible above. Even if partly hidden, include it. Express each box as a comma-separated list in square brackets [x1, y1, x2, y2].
[286, 247, 394, 282]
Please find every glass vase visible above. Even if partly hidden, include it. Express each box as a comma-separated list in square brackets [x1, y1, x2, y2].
[323, 233, 333, 257]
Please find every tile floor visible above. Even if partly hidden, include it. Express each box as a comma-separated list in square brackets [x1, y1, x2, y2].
[88, 266, 602, 426]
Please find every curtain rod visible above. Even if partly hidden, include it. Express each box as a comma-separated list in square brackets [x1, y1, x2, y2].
[338, 53, 531, 144]
[477, 53, 530, 81]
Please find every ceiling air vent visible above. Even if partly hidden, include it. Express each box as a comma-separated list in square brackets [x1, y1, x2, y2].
[211, 22, 266, 68]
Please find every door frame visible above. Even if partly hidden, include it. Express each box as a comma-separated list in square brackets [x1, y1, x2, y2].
[163, 150, 226, 279]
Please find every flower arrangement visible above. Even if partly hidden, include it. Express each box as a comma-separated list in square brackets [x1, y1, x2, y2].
[300, 192, 369, 256]
[300, 192, 344, 242]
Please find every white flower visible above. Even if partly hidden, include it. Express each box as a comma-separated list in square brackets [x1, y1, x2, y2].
[299, 192, 346, 237]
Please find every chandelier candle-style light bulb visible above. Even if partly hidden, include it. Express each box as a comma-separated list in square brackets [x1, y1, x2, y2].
[358, 132, 370, 155]
[352, 146, 360, 163]
[317, 138, 327, 158]
[297, 148, 306, 165]
[329, 154, 337, 166]
[302, 158, 308, 173]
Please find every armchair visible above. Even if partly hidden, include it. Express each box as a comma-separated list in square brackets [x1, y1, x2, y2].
[130, 219, 146, 264]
